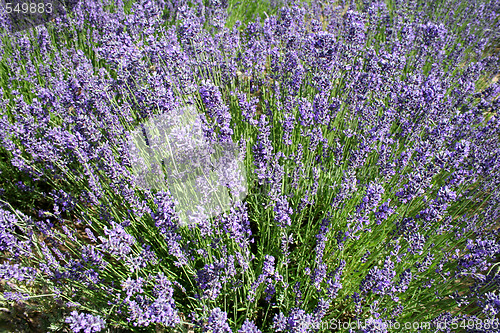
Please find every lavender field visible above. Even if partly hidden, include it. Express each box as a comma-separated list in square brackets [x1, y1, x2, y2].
[0, 0, 499, 332]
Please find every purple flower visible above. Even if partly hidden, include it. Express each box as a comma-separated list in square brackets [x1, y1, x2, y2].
[0, 263, 36, 281]
[420, 22, 447, 48]
[65, 311, 106, 333]
[360, 258, 396, 296]
[274, 196, 293, 228]
[478, 291, 500, 318]
[196, 261, 225, 300]
[249, 255, 283, 302]
[151, 191, 188, 266]
[98, 222, 135, 259]
[199, 81, 233, 142]
[360, 182, 385, 213]
[51, 189, 76, 212]
[253, 115, 273, 184]
[84, 228, 97, 243]
[459, 238, 500, 272]
[0, 209, 31, 255]
[273, 308, 317, 333]
[1, 0, 500, 330]
[126, 245, 159, 272]
[343, 10, 367, 46]
[298, 98, 313, 127]
[281, 232, 293, 265]
[262, 255, 275, 276]
[312, 263, 327, 290]
[415, 253, 435, 273]
[239, 319, 262, 333]
[405, 232, 426, 255]
[280, 99, 296, 146]
[204, 308, 232, 333]
[81, 245, 107, 270]
[394, 269, 412, 294]
[238, 92, 259, 126]
[122, 277, 145, 300]
[3, 291, 29, 302]
[374, 200, 395, 224]
[221, 201, 253, 249]
[127, 273, 180, 327]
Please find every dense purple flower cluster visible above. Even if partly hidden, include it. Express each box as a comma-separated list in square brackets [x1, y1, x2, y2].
[65, 311, 106, 333]
[126, 273, 181, 327]
[0, 0, 499, 331]
[239, 319, 262, 333]
[0, 209, 28, 254]
[0, 263, 36, 281]
[99, 222, 136, 259]
[203, 308, 232, 333]
[273, 307, 321, 333]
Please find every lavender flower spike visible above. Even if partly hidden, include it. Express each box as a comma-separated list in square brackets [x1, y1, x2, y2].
[65, 311, 106, 333]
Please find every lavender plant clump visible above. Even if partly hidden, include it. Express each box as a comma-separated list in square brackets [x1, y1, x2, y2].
[0, 0, 499, 332]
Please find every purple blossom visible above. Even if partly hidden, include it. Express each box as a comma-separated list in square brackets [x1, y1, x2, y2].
[204, 308, 232, 333]
[126, 246, 159, 272]
[0, 263, 36, 281]
[249, 255, 283, 302]
[85, 228, 97, 243]
[0, 209, 31, 255]
[374, 200, 395, 224]
[199, 81, 233, 142]
[281, 109, 295, 146]
[127, 273, 180, 327]
[253, 115, 273, 184]
[222, 201, 253, 248]
[98, 222, 135, 259]
[312, 263, 327, 290]
[274, 196, 293, 228]
[3, 292, 30, 302]
[239, 319, 262, 333]
[478, 291, 500, 318]
[238, 92, 259, 126]
[65, 311, 106, 333]
[273, 308, 318, 333]
[152, 191, 188, 266]
[360, 258, 396, 296]
[394, 269, 412, 295]
[360, 182, 385, 213]
[81, 245, 107, 270]
[122, 277, 145, 301]
[405, 232, 426, 255]
[262, 255, 275, 276]
[326, 260, 344, 300]
[459, 238, 500, 272]
[196, 261, 225, 300]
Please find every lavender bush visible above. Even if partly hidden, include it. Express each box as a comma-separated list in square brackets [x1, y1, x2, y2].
[0, 0, 499, 332]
